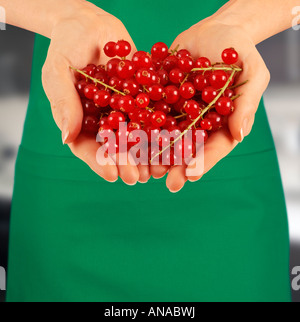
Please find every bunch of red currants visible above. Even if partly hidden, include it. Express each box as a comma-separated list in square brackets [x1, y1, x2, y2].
[74, 40, 243, 165]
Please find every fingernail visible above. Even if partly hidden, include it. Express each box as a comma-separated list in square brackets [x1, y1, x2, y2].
[62, 119, 69, 145]
[240, 118, 249, 142]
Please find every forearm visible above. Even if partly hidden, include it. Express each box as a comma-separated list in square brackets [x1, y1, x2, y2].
[0, 0, 94, 38]
[213, 0, 299, 44]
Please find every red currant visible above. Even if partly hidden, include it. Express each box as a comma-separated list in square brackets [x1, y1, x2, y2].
[132, 51, 152, 69]
[157, 69, 169, 86]
[154, 101, 171, 114]
[136, 69, 154, 86]
[82, 100, 99, 116]
[178, 57, 194, 73]
[148, 84, 164, 101]
[94, 90, 111, 108]
[200, 119, 213, 131]
[76, 80, 88, 97]
[180, 82, 196, 100]
[163, 86, 180, 104]
[169, 68, 185, 84]
[118, 95, 135, 113]
[104, 41, 117, 58]
[115, 40, 131, 58]
[84, 84, 98, 100]
[122, 78, 140, 96]
[216, 97, 234, 116]
[82, 64, 96, 78]
[107, 58, 121, 77]
[164, 116, 177, 129]
[82, 115, 99, 134]
[98, 124, 115, 142]
[109, 76, 123, 91]
[117, 60, 135, 79]
[206, 112, 223, 131]
[185, 100, 201, 119]
[177, 49, 191, 59]
[128, 121, 142, 131]
[108, 111, 126, 129]
[195, 57, 211, 69]
[151, 111, 167, 127]
[136, 93, 150, 108]
[109, 94, 122, 110]
[178, 120, 192, 132]
[209, 70, 229, 89]
[193, 74, 209, 91]
[222, 48, 239, 65]
[224, 89, 234, 98]
[202, 86, 218, 103]
[151, 42, 169, 60]
[99, 116, 109, 127]
[163, 55, 179, 72]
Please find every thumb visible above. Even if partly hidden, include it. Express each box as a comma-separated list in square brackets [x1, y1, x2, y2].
[42, 54, 83, 144]
[228, 49, 271, 142]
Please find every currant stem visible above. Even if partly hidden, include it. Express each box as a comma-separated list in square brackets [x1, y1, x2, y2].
[170, 44, 180, 56]
[229, 80, 249, 90]
[70, 66, 126, 96]
[191, 66, 242, 73]
[174, 113, 187, 119]
[150, 70, 237, 164]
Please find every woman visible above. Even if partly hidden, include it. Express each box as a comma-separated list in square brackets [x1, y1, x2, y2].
[2, 0, 296, 302]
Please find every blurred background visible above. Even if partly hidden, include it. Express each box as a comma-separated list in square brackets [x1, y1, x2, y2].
[0, 25, 300, 302]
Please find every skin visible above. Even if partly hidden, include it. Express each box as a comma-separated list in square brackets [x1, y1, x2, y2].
[0, 0, 299, 189]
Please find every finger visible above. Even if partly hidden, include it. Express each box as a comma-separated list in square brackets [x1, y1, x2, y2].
[187, 128, 238, 182]
[69, 135, 118, 182]
[228, 49, 271, 142]
[151, 165, 169, 179]
[42, 54, 83, 144]
[117, 153, 140, 186]
[138, 165, 151, 184]
[166, 166, 187, 193]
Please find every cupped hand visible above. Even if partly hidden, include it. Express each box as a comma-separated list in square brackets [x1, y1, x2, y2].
[42, 2, 149, 185]
[166, 21, 271, 193]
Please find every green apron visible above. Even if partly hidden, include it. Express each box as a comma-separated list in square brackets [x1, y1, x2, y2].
[7, 0, 291, 302]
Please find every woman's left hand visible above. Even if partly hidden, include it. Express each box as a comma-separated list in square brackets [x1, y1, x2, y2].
[166, 20, 271, 193]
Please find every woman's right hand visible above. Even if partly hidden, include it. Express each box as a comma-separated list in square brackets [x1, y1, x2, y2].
[42, 1, 151, 185]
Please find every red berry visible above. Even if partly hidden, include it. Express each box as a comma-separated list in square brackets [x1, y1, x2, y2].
[132, 51, 152, 69]
[148, 84, 164, 101]
[163, 55, 179, 72]
[169, 68, 185, 84]
[151, 42, 169, 60]
[122, 78, 140, 96]
[200, 119, 213, 131]
[115, 40, 131, 58]
[84, 84, 98, 100]
[154, 101, 171, 114]
[104, 41, 117, 58]
[195, 57, 211, 69]
[110, 94, 122, 110]
[128, 121, 142, 131]
[157, 69, 169, 86]
[202, 86, 218, 104]
[180, 82, 196, 100]
[136, 93, 150, 108]
[109, 76, 123, 91]
[82, 115, 99, 134]
[94, 90, 111, 108]
[216, 97, 234, 116]
[136, 69, 154, 86]
[178, 57, 194, 73]
[99, 116, 109, 127]
[137, 109, 152, 126]
[173, 98, 188, 113]
[193, 128, 208, 144]
[118, 95, 135, 113]
[164, 116, 177, 129]
[209, 70, 229, 89]
[76, 80, 88, 97]
[152, 59, 163, 71]
[163, 86, 180, 104]
[82, 65, 96, 78]
[224, 89, 234, 98]
[222, 48, 239, 65]
[94, 70, 109, 84]
[108, 111, 126, 129]
[82, 100, 99, 116]
[177, 49, 191, 59]
[206, 112, 223, 131]
[151, 111, 167, 127]
[117, 60, 135, 79]
[194, 74, 209, 91]
[178, 120, 192, 132]
[185, 100, 201, 119]
[107, 58, 121, 77]
[98, 124, 115, 142]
